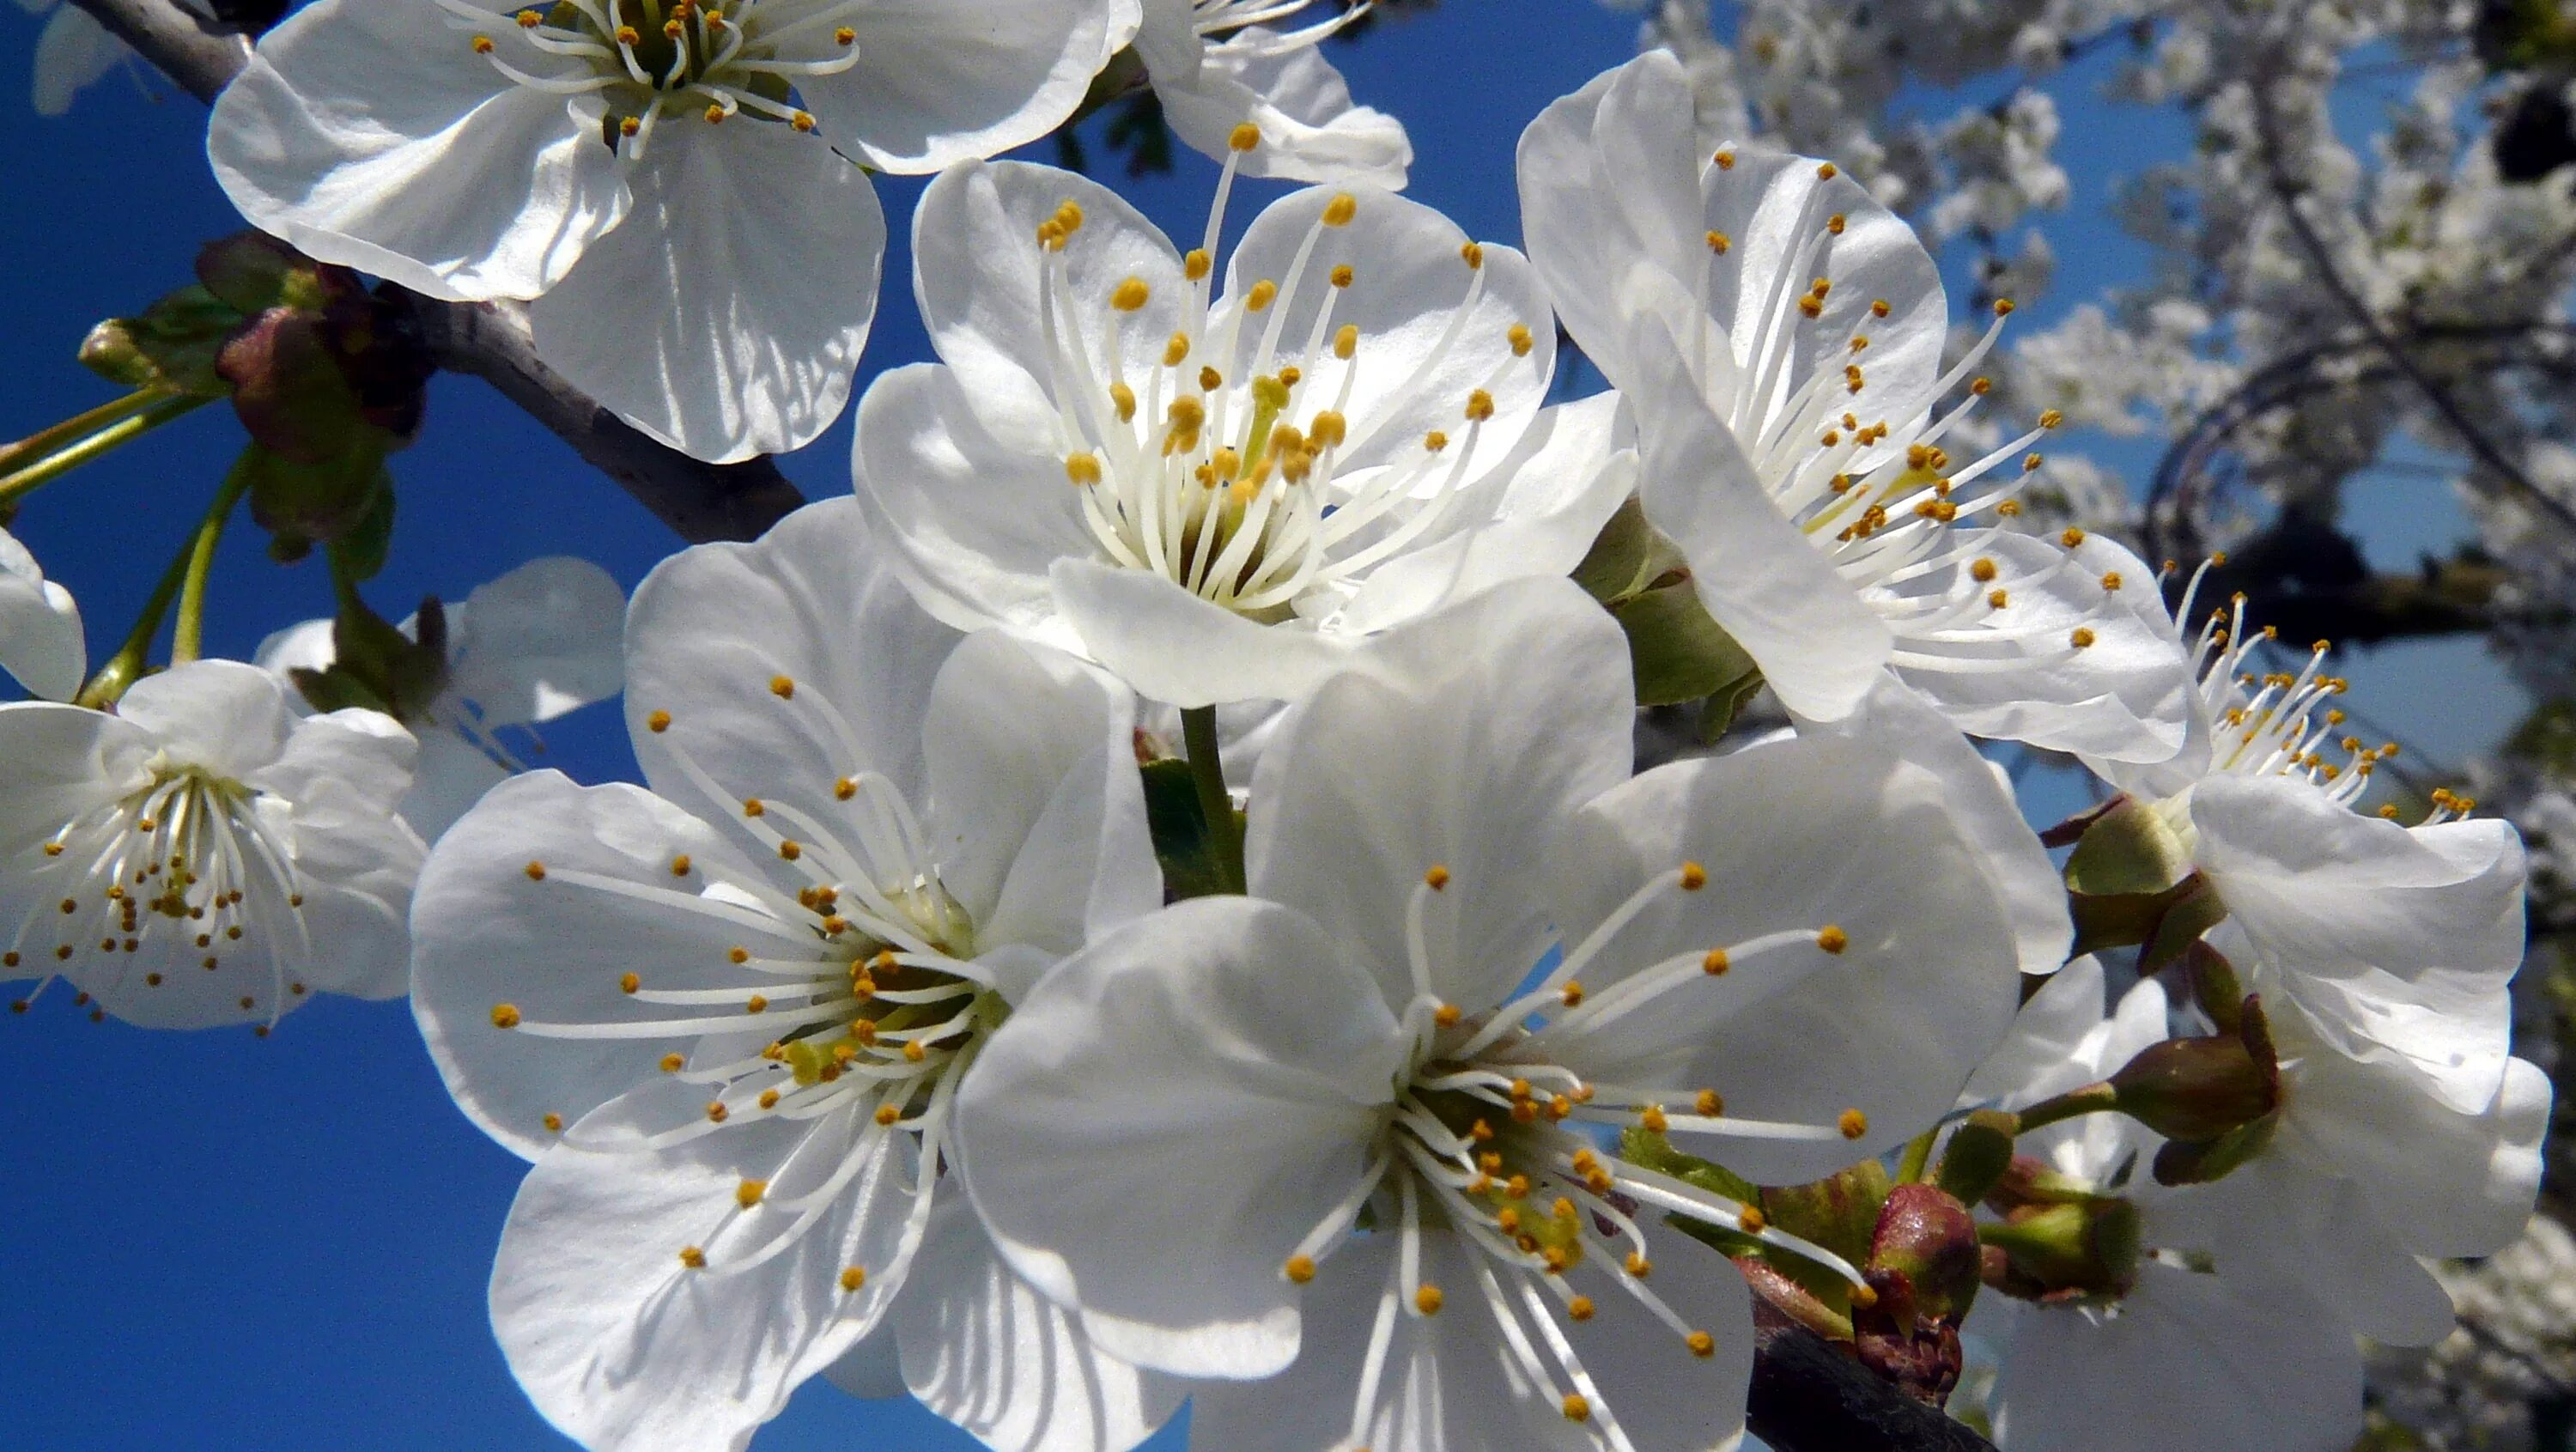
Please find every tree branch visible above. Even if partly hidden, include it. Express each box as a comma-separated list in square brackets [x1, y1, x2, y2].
[65, 0, 805, 544]
[1749, 1320, 1998, 1452]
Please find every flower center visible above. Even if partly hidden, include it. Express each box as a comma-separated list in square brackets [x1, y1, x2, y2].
[1031, 138, 1534, 618]
[442, 0, 864, 156]
[2168, 575, 2411, 817]
[8, 757, 313, 1023]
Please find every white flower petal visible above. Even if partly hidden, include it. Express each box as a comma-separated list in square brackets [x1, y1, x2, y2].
[0, 702, 147, 928]
[410, 771, 785, 1159]
[2276, 1046, 2549, 1265]
[796, 0, 1130, 174]
[908, 161, 1191, 452]
[1963, 954, 2110, 1109]
[445, 556, 627, 726]
[117, 659, 297, 781]
[1992, 1261, 2362, 1452]
[1050, 558, 1355, 708]
[31, 3, 126, 117]
[1799, 676, 2071, 978]
[1155, 27, 1411, 190]
[1620, 294, 1893, 722]
[955, 896, 1407, 1381]
[624, 497, 957, 836]
[2167, 1157, 2458, 1347]
[852, 363, 1103, 645]
[1546, 736, 2021, 1184]
[1245, 577, 1633, 1016]
[2192, 774, 2525, 1110]
[894, 1200, 1185, 1452]
[492, 1101, 916, 1452]
[920, 632, 1157, 985]
[0, 525, 85, 701]
[208, 0, 629, 303]
[1218, 187, 1551, 480]
[1890, 530, 2193, 762]
[529, 119, 884, 464]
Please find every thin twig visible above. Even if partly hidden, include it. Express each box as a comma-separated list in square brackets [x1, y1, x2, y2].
[64, 0, 806, 544]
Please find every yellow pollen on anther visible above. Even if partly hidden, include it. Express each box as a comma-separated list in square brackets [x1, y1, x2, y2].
[1424, 431, 1449, 453]
[1687, 1330, 1717, 1358]
[834, 25, 854, 44]
[1333, 324, 1360, 361]
[1698, 1089, 1724, 1115]
[744, 995, 769, 1014]
[1109, 276, 1151, 313]
[1702, 948, 1730, 976]
[471, 34, 495, 53]
[1460, 242, 1485, 270]
[678, 1246, 707, 1269]
[1816, 925, 1849, 954]
[1433, 1002, 1461, 1027]
[1705, 229, 1732, 254]
[1229, 122, 1262, 151]
[2070, 628, 2097, 648]
[490, 1004, 521, 1029]
[1321, 192, 1358, 227]
[1508, 324, 1534, 357]
[1640, 1105, 1669, 1133]
[1414, 1285, 1444, 1315]
[1838, 1108, 1868, 1139]
[522, 860, 546, 882]
[1246, 279, 1279, 313]
[839, 1266, 867, 1291]
[736, 1179, 766, 1209]
[706, 1101, 729, 1123]
[776, 841, 801, 863]
[875, 1103, 902, 1127]
[1065, 452, 1103, 487]
[1989, 589, 2010, 609]
[620, 972, 641, 994]
[543, 1112, 563, 1133]
[1465, 390, 1495, 422]
[728, 946, 750, 965]
[1285, 1255, 1316, 1284]
[1714, 149, 1735, 168]
[903, 1041, 927, 1063]
[1680, 862, 1708, 890]
[769, 674, 795, 700]
[1560, 981, 1584, 1008]
[660, 1053, 685, 1072]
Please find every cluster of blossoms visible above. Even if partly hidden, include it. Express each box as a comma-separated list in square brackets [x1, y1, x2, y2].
[7, 6, 2564, 1452]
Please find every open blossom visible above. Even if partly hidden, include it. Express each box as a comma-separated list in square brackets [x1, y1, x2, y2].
[257, 556, 626, 838]
[854, 149, 1624, 708]
[957, 578, 2026, 1451]
[409, 500, 1174, 1452]
[2079, 580, 2529, 1115]
[1133, 0, 1411, 189]
[1973, 960, 2368, 1452]
[17, 0, 130, 116]
[1516, 52, 2192, 760]
[0, 659, 422, 1029]
[0, 522, 84, 702]
[209, 0, 1134, 464]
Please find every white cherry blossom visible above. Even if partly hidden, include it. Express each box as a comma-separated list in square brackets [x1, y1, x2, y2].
[2081, 578, 2530, 1115]
[0, 659, 421, 1029]
[409, 499, 1172, 1452]
[1133, 0, 1411, 189]
[1971, 958, 2368, 1452]
[17, 0, 129, 115]
[854, 151, 1624, 708]
[1517, 52, 2193, 759]
[0, 522, 85, 702]
[209, 0, 1136, 463]
[257, 556, 626, 838]
[956, 578, 2027, 1452]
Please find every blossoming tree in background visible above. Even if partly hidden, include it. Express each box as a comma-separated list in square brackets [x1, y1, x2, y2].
[4, 2, 2573, 1450]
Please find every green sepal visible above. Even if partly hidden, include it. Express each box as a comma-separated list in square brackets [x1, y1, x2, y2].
[1932, 1110, 2019, 1206]
[2063, 795, 2193, 897]
[2066, 871, 2225, 965]
[1761, 1159, 1893, 1277]
[79, 285, 244, 397]
[2151, 1110, 2280, 1187]
[236, 441, 389, 552]
[1139, 758, 1234, 902]
[1605, 573, 1762, 709]
[1572, 495, 1658, 603]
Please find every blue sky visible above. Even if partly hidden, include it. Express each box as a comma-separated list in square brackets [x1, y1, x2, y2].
[0, 4, 2516, 1449]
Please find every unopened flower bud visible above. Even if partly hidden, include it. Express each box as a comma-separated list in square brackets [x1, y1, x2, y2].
[1980, 1196, 2140, 1297]
[2110, 996, 2279, 1141]
[1868, 1183, 1981, 1324]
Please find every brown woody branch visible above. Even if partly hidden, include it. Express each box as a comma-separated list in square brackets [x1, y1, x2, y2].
[66, 0, 805, 544]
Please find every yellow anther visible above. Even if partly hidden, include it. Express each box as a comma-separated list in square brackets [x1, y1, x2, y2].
[776, 841, 801, 863]
[678, 1246, 707, 1269]
[744, 995, 769, 1015]
[758, 1089, 781, 1109]
[1505, 1175, 1531, 1200]
[903, 1041, 927, 1063]
[1640, 1105, 1669, 1133]
[833, 23, 855, 43]
[1424, 431, 1449, 453]
[1109, 382, 1137, 422]
[1568, 1295, 1597, 1321]
[743, 798, 765, 817]
[2070, 628, 2097, 649]
[620, 972, 641, 994]
[1414, 1285, 1444, 1315]
[1988, 589, 2010, 609]
[1329, 264, 1355, 289]
[1183, 249, 1212, 283]
[1433, 1002, 1461, 1027]
[729, 946, 750, 964]
[1702, 948, 1729, 976]
[543, 1112, 563, 1133]
[1461, 241, 1485, 270]
[1309, 410, 1348, 448]
[2379, 804, 2401, 819]
[1870, 299, 1892, 319]
[1706, 229, 1732, 254]
[471, 34, 496, 53]
[1321, 192, 1358, 227]
[1679, 862, 1708, 890]
[1465, 390, 1496, 422]
[1714, 149, 1735, 168]
[703, 104, 727, 125]
[1497, 1207, 1521, 1234]
[1992, 299, 2016, 317]
[1625, 1251, 1652, 1278]
[736, 1179, 766, 1209]
[838, 1266, 867, 1292]
[610, 21, 636, 41]
[875, 1103, 902, 1127]
[522, 860, 546, 882]
[1066, 452, 1103, 487]
[1559, 981, 1584, 1008]
[1285, 1255, 1316, 1284]
[705, 1101, 729, 1124]
[1838, 1108, 1868, 1139]
[490, 1004, 521, 1030]
[1816, 925, 1849, 954]
[1334, 324, 1360, 360]
[1246, 279, 1279, 313]
[1799, 295, 1824, 319]
[660, 1053, 685, 1073]
[1229, 122, 1262, 151]
[1424, 865, 1451, 890]
[1508, 324, 1534, 357]
[1469, 1118, 1494, 1142]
